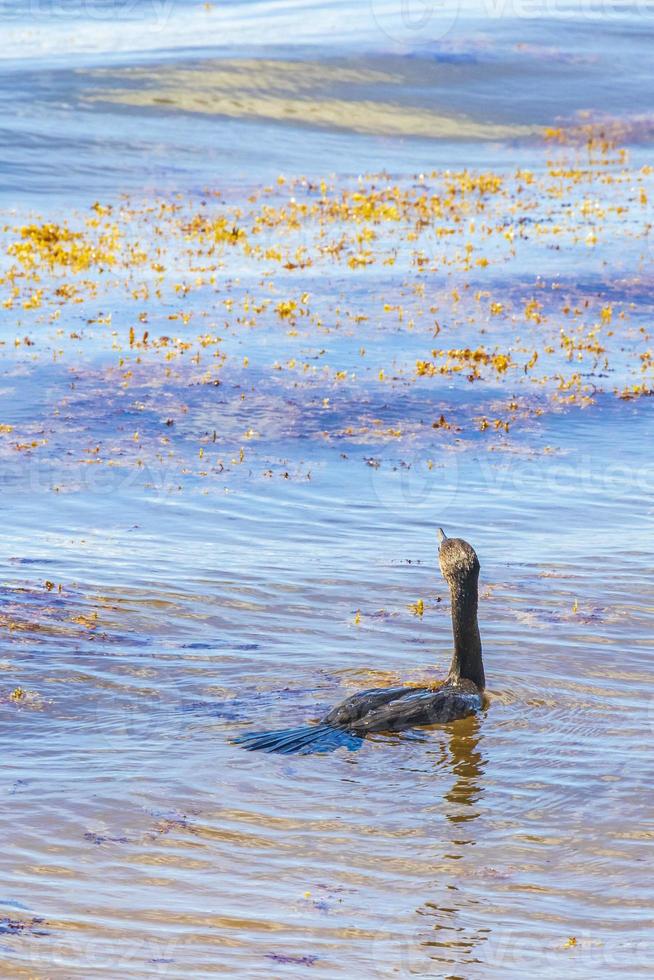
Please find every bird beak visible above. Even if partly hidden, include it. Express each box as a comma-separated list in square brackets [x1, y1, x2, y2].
[437, 528, 447, 544]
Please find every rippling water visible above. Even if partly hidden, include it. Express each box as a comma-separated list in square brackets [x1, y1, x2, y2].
[1, 0, 653, 976]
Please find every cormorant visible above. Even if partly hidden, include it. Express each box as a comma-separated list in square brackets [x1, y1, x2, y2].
[233, 529, 485, 754]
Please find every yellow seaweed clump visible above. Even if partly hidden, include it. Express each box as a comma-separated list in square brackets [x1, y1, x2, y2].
[417, 347, 513, 381]
[8, 221, 119, 272]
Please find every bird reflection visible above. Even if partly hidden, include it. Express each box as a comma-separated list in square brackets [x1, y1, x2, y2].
[414, 713, 488, 972]
[444, 713, 484, 823]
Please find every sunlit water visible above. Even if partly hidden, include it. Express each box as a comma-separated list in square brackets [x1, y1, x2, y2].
[0, 1, 653, 977]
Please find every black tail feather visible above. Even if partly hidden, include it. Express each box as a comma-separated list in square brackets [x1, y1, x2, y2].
[233, 723, 362, 755]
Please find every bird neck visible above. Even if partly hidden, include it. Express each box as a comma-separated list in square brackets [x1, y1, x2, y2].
[447, 573, 485, 691]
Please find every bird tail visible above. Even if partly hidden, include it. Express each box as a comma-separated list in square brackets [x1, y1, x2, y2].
[233, 723, 362, 755]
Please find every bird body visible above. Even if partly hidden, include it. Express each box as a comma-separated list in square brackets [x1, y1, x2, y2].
[234, 531, 485, 755]
[322, 680, 482, 732]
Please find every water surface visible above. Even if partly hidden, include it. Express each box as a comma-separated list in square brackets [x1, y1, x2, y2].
[0, 2, 653, 977]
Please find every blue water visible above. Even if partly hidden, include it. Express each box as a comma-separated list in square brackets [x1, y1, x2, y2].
[0, 2, 653, 977]
[2, 0, 654, 204]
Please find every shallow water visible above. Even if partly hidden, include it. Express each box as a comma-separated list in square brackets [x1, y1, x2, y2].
[1, 1, 653, 977]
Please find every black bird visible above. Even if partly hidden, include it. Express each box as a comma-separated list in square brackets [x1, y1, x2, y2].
[233, 529, 485, 754]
